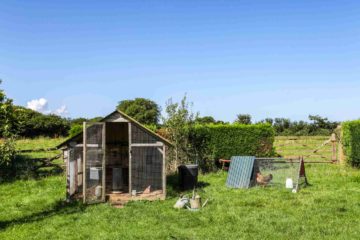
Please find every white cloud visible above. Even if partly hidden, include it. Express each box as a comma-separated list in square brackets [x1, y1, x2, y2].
[27, 98, 68, 116]
[54, 105, 68, 116]
[27, 98, 49, 113]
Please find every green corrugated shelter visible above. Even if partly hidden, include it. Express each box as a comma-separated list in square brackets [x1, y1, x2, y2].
[226, 156, 255, 188]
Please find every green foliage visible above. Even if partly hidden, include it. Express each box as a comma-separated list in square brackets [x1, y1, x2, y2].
[14, 106, 70, 138]
[190, 123, 275, 171]
[260, 115, 338, 136]
[0, 81, 16, 137]
[117, 98, 161, 125]
[234, 114, 252, 124]
[342, 120, 360, 167]
[68, 116, 103, 137]
[68, 124, 83, 138]
[162, 95, 198, 169]
[195, 116, 228, 125]
[0, 80, 17, 179]
[0, 138, 17, 180]
[143, 124, 158, 132]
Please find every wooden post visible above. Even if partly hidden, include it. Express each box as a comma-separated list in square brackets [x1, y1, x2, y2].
[128, 123, 132, 194]
[102, 122, 106, 202]
[330, 133, 337, 163]
[65, 149, 70, 201]
[82, 122, 87, 203]
[162, 145, 166, 199]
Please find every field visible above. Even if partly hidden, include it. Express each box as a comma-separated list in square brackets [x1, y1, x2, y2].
[0, 137, 359, 239]
[274, 136, 334, 161]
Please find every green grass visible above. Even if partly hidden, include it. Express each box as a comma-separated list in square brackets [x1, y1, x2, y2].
[0, 137, 359, 239]
[274, 136, 334, 160]
[16, 137, 65, 160]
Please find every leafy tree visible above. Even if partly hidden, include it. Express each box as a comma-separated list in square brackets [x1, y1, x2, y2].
[162, 95, 198, 170]
[14, 106, 70, 138]
[0, 80, 17, 179]
[195, 116, 216, 124]
[235, 114, 252, 125]
[68, 116, 103, 137]
[117, 98, 161, 125]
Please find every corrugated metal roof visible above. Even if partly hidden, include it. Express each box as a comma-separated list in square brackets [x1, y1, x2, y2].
[226, 156, 255, 188]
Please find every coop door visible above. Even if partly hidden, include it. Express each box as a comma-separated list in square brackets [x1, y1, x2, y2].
[83, 122, 106, 204]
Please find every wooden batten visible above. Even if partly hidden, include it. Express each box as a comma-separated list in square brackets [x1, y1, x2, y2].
[128, 122, 132, 194]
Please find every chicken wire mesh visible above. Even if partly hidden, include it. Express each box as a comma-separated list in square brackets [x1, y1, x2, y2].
[84, 123, 105, 203]
[251, 158, 303, 190]
[131, 124, 158, 143]
[131, 146, 163, 192]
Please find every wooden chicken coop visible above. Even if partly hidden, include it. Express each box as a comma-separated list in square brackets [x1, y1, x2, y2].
[57, 110, 172, 205]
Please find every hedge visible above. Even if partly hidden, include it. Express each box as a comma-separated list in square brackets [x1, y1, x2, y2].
[342, 120, 360, 167]
[189, 123, 275, 170]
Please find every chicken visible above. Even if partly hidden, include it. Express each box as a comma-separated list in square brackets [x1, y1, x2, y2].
[256, 172, 273, 187]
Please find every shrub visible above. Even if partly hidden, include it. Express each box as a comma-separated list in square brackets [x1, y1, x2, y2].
[68, 124, 83, 138]
[342, 120, 360, 167]
[0, 138, 17, 181]
[117, 98, 161, 125]
[189, 123, 275, 171]
[14, 107, 70, 138]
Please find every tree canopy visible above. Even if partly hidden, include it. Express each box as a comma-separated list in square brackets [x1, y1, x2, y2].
[117, 98, 161, 125]
[235, 114, 252, 125]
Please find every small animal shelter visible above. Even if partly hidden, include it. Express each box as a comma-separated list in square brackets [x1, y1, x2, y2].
[226, 156, 308, 192]
[57, 110, 172, 204]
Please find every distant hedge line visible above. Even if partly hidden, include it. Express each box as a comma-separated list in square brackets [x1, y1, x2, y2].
[189, 124, 275, 170]
[342, 120, 360, 167]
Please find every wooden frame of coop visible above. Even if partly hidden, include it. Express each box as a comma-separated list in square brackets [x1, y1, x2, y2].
[57, 110, 172, 205]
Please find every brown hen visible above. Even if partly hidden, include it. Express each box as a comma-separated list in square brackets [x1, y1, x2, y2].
[256, 172, 273, 187]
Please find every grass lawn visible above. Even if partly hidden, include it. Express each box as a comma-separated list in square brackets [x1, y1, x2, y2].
[274, 136, 333, 160]
[0, 137, 359, 239]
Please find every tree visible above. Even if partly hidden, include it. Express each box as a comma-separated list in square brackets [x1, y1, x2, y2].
[0, 80, 17, 178]
[195, 116, 216, 124]
[235, 114, 252, 125]
[117, 98, 161, 125]
[162, 95, 198, 170]
[14, 106, 70, 138]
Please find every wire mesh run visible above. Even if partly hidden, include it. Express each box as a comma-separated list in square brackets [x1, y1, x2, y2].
[131, 146, 163, 192]
[131, 124, 158, 144]
[84, 123, 105, 203]
[252, 158, 302, 190]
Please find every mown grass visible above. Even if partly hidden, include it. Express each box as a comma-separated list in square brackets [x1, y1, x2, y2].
[16, 137, 65, 160]
[274, 136, 333, 160]
[0, 137, 359, 239]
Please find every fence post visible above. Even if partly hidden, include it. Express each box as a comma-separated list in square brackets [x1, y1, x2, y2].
[330, 133, 337, 163]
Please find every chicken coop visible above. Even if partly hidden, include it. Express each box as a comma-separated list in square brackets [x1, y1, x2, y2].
[57, 110, 172, 204]
[226, 156, 308, 192]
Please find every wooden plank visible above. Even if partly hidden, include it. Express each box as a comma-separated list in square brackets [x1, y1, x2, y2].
[102, 122, 106, 202]
[82, 122, 87, 203]
[75, 144, 99, 148]
[128, 122, 132, 194]
[66, 149, 70, 200]
[131, 143, 164, 147]
[162, 145, 166, 198]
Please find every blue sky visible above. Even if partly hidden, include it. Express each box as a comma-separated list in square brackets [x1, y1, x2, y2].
[1, 1, 359, 122]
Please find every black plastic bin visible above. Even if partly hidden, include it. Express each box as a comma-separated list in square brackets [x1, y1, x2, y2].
[178, 164, 198, 190]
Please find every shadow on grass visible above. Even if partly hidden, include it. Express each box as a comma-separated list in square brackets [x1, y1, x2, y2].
[166, 173, 210, 198]
[0, 155, 64, 184]
[0, 200, 87, 230]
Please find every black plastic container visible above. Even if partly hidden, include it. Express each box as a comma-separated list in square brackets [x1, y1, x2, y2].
[178, 164, 198, 190]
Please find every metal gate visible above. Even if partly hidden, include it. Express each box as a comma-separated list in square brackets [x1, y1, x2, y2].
[83, 122, 106, 204]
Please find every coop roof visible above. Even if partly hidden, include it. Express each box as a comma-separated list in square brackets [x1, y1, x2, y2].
[56, 109, 173, 149]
